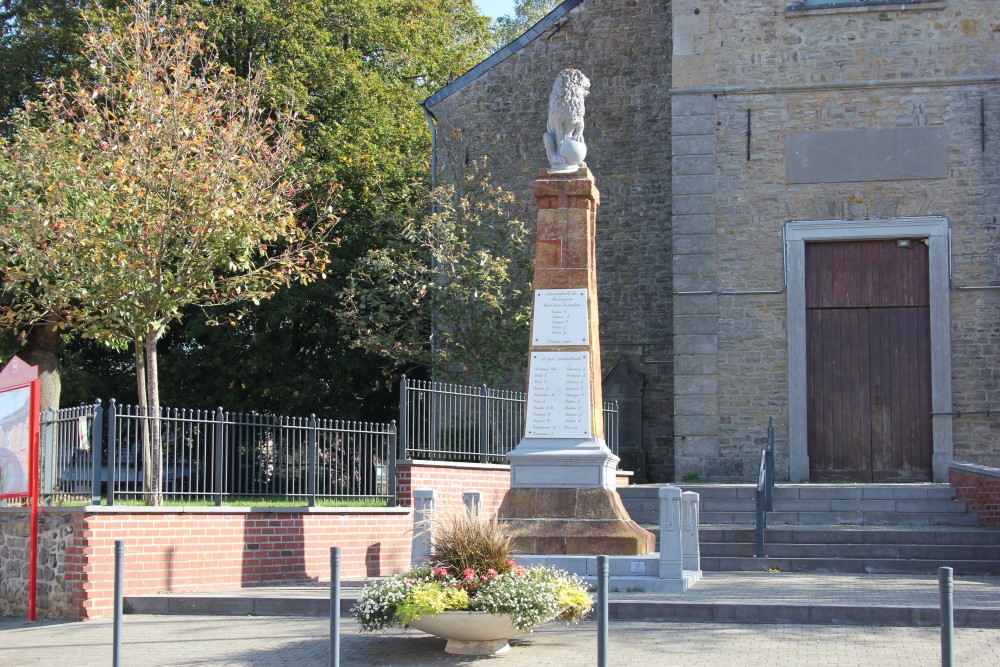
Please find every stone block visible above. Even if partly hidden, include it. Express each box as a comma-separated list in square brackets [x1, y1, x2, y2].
[672, 134, 716, 156]
[673, 213, 716, 234]
[672, 115, 717, 137]
[672, 94, 716, 117]
[673, 174, 717, 195]
[673, 194, 716, 216]
[673, 334, 718, 355]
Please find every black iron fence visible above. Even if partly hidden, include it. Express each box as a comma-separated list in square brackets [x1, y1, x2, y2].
[40, 401, 395, 506]
[398, 376, 620, 464]
[37, 375, 620, 505]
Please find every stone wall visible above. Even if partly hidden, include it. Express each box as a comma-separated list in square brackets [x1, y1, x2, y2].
[671, 0, 1000, 479]
[1, 511, 77, 619]
[426, 0, 675, 481]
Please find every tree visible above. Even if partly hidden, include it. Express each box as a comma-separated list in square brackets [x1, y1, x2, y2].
[0, 1, 495, 418]
[0, 0, 335, 503]
[339, 160, 533, 386]
[489, 0, 561, 52]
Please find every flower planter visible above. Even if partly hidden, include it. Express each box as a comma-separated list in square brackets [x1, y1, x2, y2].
[408, 611, 529, 655]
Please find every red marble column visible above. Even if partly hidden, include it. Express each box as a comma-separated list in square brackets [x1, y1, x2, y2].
[497, 168, 654, 556]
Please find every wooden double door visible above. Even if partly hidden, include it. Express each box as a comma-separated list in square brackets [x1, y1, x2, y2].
[806, 240, 932, 482]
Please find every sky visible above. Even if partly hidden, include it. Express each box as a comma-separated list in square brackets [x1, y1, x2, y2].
[474, 0, 516, 19]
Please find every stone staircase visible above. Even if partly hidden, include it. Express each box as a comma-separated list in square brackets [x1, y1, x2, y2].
[619, 483, 1000, 576]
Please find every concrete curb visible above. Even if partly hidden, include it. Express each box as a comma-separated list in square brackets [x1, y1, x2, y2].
[123, 593, 1000, 628]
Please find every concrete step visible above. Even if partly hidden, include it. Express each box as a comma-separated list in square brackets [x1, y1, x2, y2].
[700, 526, 1000, 546]
[124, 572, 1000, 628]
[702, 542, 1000, 561]
[700, 556, 1000, 576]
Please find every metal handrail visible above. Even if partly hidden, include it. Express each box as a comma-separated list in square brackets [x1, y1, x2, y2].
[754, 417, 775, 557]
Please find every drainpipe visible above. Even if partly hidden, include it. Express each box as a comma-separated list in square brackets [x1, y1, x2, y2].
[420, 101, 439, 373]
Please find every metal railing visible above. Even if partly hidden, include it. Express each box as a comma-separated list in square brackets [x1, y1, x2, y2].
[41, 401, 103, 505]
[754, 416, 776, 557]
[38, 401, 395, 506]
[398, 375, 619, 464]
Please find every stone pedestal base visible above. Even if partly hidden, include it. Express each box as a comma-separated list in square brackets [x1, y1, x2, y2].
[497, 487, 655, 555]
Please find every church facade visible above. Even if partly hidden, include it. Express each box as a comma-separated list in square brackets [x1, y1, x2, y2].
[423, 0, 999, 483]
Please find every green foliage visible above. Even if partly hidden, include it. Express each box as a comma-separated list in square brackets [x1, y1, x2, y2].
[0, 1, 493, 415]
[0, 1, 338, 502]
[340, 159, 534, 385]
[395, 580, 469, 627]
[488, 0, 561, 51]
[0, 1, 93, 122]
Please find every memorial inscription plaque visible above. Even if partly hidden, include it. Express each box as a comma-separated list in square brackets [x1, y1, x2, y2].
[532, 289, 589, 346]
[524, 351, 591, 438]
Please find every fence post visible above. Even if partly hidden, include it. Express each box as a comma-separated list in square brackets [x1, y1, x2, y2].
[940, 566, 954, 667]
[330, 546, 341, 667]
[765, 417, 775, 512]
[388, 421, 398, 507]
[463, 490, 482, 517]
[41, 408, 56, 501]
[411, 489, 435, 565]
[597, 554, 609, 667]
[91, 401, 104, 505]
[479, 384, 489, 464]
[106, 400, 117, 507]
[113, 540, 124, 667]
[658, 485, 683, 581]
[681, 491, 702, 574]
[214, 408, 224, 507]
[398, 376, 408, 461]
[308, 414, 317, 508]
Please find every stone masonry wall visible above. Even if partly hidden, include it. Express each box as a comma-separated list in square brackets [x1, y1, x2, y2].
[427, 0, 675, 481]
[671, 0, 999, 479]
[1, 511, 77, 619]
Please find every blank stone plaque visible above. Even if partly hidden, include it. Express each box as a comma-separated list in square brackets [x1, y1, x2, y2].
[532, 289, 589, 346]
[525, 351, 592, 438]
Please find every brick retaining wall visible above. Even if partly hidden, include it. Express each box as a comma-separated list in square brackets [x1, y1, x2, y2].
[949, 462, 1000, 527]
[1, 462, 516, 620]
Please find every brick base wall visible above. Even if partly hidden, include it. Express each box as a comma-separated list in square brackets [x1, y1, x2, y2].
[3, 461, 635, 620]
[949, 462, 1000, 527]
[396, 461, 511, 515]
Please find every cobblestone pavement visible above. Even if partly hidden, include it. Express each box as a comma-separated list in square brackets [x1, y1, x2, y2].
[3, 615, 1000, 667]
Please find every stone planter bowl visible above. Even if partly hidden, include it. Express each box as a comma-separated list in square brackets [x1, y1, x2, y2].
[408, 611, 528, 655]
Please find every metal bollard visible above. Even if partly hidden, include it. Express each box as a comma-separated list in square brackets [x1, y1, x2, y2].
[330, 547, 341, 667]
[940, 566, 954, 667]
[597, 554, 609, 667]
[113, 540, 124, 667]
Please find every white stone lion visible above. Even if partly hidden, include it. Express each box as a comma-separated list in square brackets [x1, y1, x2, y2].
[543, 68, 590, 172]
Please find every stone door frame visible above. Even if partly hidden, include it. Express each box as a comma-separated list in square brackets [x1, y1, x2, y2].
[784, 216, 953, 482]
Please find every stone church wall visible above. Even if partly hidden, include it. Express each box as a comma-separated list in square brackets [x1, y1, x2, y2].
[672, 0, 999, 479]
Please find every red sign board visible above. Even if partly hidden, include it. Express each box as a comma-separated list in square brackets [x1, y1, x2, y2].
[0, 355, 41, 620]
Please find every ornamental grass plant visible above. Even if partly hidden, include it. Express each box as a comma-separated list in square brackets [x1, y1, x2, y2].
[352, 507, 593, 633]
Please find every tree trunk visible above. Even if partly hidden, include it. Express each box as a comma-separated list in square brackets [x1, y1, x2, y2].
[135, 337, 153, 499]
[17, 322, 61, 415]
[144, 325, 163, 506]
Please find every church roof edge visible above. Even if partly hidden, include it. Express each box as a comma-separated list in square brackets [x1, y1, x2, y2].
[422, 0, 584, 111]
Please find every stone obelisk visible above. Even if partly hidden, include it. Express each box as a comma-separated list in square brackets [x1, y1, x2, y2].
[498, 70, 654, 555]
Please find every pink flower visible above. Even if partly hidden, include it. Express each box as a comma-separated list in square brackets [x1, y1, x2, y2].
[462, 568, 476, 583]
[486, 568, 497, 577]
[434, 567, 448, 578]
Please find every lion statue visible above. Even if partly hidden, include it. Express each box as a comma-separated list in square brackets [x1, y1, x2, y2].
[543, 68, 590, 172]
